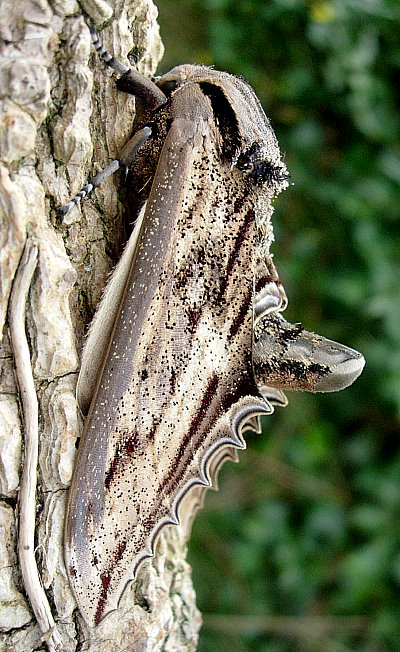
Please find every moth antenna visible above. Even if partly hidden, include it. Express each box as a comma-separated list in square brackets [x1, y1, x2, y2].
[59, 126, 152, 216]
[90, 27, 129, 75]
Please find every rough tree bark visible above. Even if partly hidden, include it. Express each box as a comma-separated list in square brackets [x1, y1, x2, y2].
[0, 0, 201, 649]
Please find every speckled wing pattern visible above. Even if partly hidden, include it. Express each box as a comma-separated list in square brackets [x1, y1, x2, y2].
[64, 65, 365, 627]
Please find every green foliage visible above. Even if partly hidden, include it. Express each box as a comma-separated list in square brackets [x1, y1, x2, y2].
[157, 1, 400, 649]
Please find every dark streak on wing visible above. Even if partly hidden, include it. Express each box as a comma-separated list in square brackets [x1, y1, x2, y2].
[169, 367, 176, 393]
[221, 366, 261, 415]
[255, 274, 275, 294]
[98, 540, 128, 624]
[187, 306, 202, 332]
[158, 374, 220, 497]
[104, 430, 139, 490]
[234, 195, 247, 213]
[228, 286, 253, 340]
[216, 207, 255, 302]
[148, 418, 160, 443]
[96, 571, 111, 625]
[95, 535, 128, 625]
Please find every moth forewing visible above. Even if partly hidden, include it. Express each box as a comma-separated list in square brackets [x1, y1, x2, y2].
[178, 445, 240, 541]
[76, 202, 148, 415]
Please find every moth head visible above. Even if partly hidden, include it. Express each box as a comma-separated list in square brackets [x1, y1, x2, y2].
[156, 64, 203, 95]
[158, 65, 289, 194]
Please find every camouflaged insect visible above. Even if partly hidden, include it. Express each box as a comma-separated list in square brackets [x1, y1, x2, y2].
[63, 29, 365, 627]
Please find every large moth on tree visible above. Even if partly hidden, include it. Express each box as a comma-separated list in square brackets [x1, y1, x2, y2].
[63, 28, 365, 627]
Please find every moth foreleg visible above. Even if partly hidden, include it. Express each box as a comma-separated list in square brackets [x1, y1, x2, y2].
[90, 26, 130, 75]
[59, 126, 152, 216]
[90, 27, 167, 111]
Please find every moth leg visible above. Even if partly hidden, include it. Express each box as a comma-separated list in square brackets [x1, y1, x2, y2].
[90, 26, 130, 75]
[90, 27, 167, 111]
[59, 126, 152, 216]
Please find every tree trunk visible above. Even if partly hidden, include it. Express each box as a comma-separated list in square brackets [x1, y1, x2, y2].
[0, 1, 201, 649]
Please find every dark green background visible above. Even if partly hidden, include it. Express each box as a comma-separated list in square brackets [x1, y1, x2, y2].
[156, 2, 400, 650]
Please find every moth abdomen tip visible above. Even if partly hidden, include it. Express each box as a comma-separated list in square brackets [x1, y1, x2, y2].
[313, 350, 365, 393]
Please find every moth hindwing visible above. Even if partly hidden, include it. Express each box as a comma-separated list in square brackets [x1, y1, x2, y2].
[64, 35, 365, 627]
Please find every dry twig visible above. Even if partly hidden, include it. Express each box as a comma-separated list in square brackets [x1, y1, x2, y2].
[8, 240, 61, 651]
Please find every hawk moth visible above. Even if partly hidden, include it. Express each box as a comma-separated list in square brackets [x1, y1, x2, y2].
[63, 28, 365, 627]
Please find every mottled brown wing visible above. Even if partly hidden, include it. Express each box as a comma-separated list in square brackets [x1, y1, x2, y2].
[64, 84, 272, 626]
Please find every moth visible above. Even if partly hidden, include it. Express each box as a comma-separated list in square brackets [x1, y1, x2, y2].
[63, 28, 365, 627]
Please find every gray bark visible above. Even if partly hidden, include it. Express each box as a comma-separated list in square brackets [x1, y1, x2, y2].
[0, 0, 201, 649]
